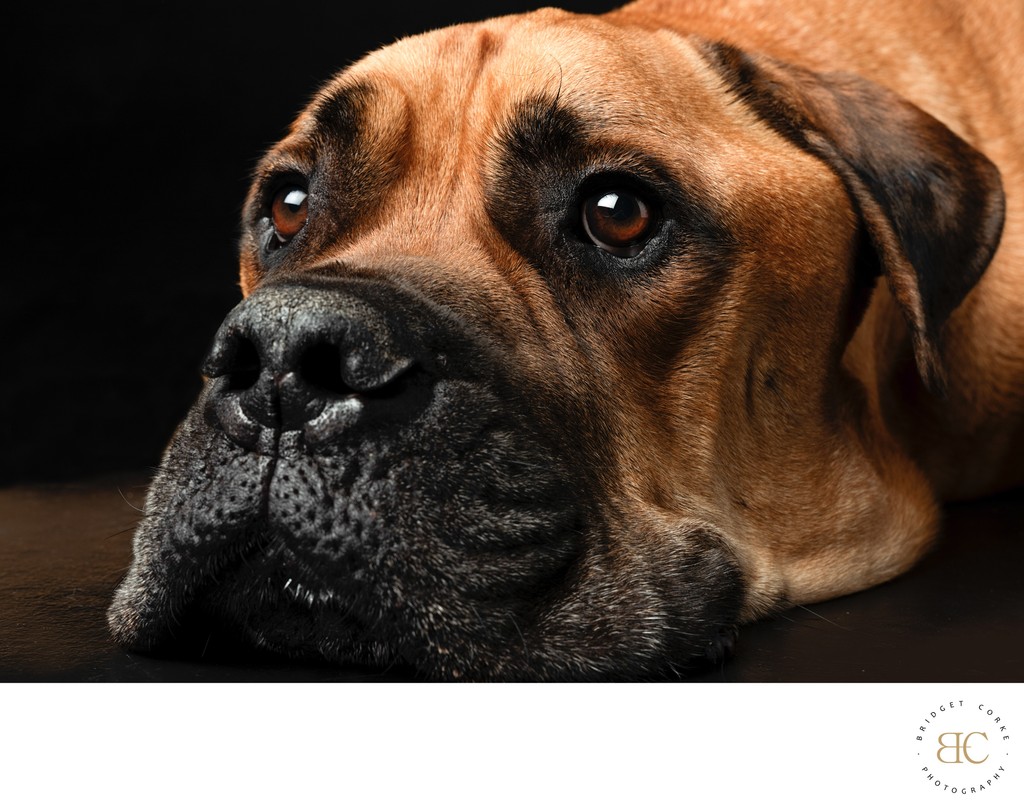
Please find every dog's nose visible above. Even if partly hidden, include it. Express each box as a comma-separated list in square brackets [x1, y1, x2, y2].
[202, 282, 423, 449]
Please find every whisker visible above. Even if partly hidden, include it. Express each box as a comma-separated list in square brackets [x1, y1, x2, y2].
[100, 523, 142, 544]
[116, 486, 147, 515]
[792, 603, 850, 630]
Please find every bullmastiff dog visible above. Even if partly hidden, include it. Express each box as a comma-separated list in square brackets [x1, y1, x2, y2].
[108, 0, 1024, 679]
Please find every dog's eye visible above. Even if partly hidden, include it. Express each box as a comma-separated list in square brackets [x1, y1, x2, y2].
[271, 185, 308, 244]
[581, 190, 655, 257]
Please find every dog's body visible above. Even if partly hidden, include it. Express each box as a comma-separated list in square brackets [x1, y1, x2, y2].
[109, 0, 1023, 678]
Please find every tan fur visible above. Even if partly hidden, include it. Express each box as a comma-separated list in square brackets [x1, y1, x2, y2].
[239, 0, 1023, 620]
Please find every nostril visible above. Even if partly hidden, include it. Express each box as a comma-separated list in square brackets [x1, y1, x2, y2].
[226, 337, 261, 392]
[204, 286, 435, 445]
[299, 342, 349, 396]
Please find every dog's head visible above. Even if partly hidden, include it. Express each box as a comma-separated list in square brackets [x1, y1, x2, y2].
[109, 9, 1003, 679]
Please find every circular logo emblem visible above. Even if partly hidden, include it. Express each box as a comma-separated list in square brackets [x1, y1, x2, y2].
[915, 700, 1012, 796]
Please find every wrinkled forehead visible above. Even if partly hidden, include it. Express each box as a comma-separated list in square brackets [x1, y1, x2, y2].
[277, 10, 738, 165]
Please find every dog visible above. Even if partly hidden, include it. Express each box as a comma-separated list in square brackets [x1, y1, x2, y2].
[108, 0, 1024, 679]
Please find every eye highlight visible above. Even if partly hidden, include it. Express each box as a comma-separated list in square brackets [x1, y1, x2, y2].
[270, 185, 308, 245]
[581, 190, 655, 257]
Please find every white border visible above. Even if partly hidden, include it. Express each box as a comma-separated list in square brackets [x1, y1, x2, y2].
[2, 683, 1020, 806]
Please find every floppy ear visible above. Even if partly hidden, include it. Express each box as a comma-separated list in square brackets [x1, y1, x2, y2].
[702, 42, 1005, 392]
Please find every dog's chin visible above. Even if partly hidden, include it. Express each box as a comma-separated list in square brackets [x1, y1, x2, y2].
[110, 514, 744, 680]
[111, 532, 743, 681]
[113, 534, 563, 679]
[129, 542, 428, 675]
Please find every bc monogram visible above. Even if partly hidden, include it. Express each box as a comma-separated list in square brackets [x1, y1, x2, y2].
[936, 731, 989, 764]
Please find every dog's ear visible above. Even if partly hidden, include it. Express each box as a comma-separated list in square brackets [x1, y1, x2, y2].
[703, 42, 1005, 392]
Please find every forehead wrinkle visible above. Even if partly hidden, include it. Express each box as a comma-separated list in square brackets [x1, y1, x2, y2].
[483, 19, 740, 148]
[404, 27, 510, 186]
[303, 80, 366, 141]
[313, 25, 519, 250]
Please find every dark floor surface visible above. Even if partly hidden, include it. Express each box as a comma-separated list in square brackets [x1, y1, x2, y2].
[1, 473, 1021, 682]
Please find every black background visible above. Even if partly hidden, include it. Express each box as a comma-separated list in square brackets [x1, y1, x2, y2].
[2, 1, 620, 484]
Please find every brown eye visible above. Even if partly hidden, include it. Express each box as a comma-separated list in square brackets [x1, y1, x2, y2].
[581, 190, 655, 257]
[271, 185, 308, 244]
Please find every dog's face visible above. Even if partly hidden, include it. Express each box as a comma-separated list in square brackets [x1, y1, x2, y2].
[109, 9, 1002, 678]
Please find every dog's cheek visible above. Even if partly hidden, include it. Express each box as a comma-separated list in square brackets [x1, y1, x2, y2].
[491, 522, 746, 680]
[658, 527, 746, 667]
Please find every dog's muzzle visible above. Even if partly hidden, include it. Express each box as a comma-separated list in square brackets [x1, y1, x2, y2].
[109, 270, 743, 679]
[108, 274, 606, 677]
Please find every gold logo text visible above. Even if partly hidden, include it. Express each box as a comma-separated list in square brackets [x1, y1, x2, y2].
[936, 732, 990, 764]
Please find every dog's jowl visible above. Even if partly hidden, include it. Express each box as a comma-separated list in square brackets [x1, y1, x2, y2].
[108, 0, 1024, 679]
